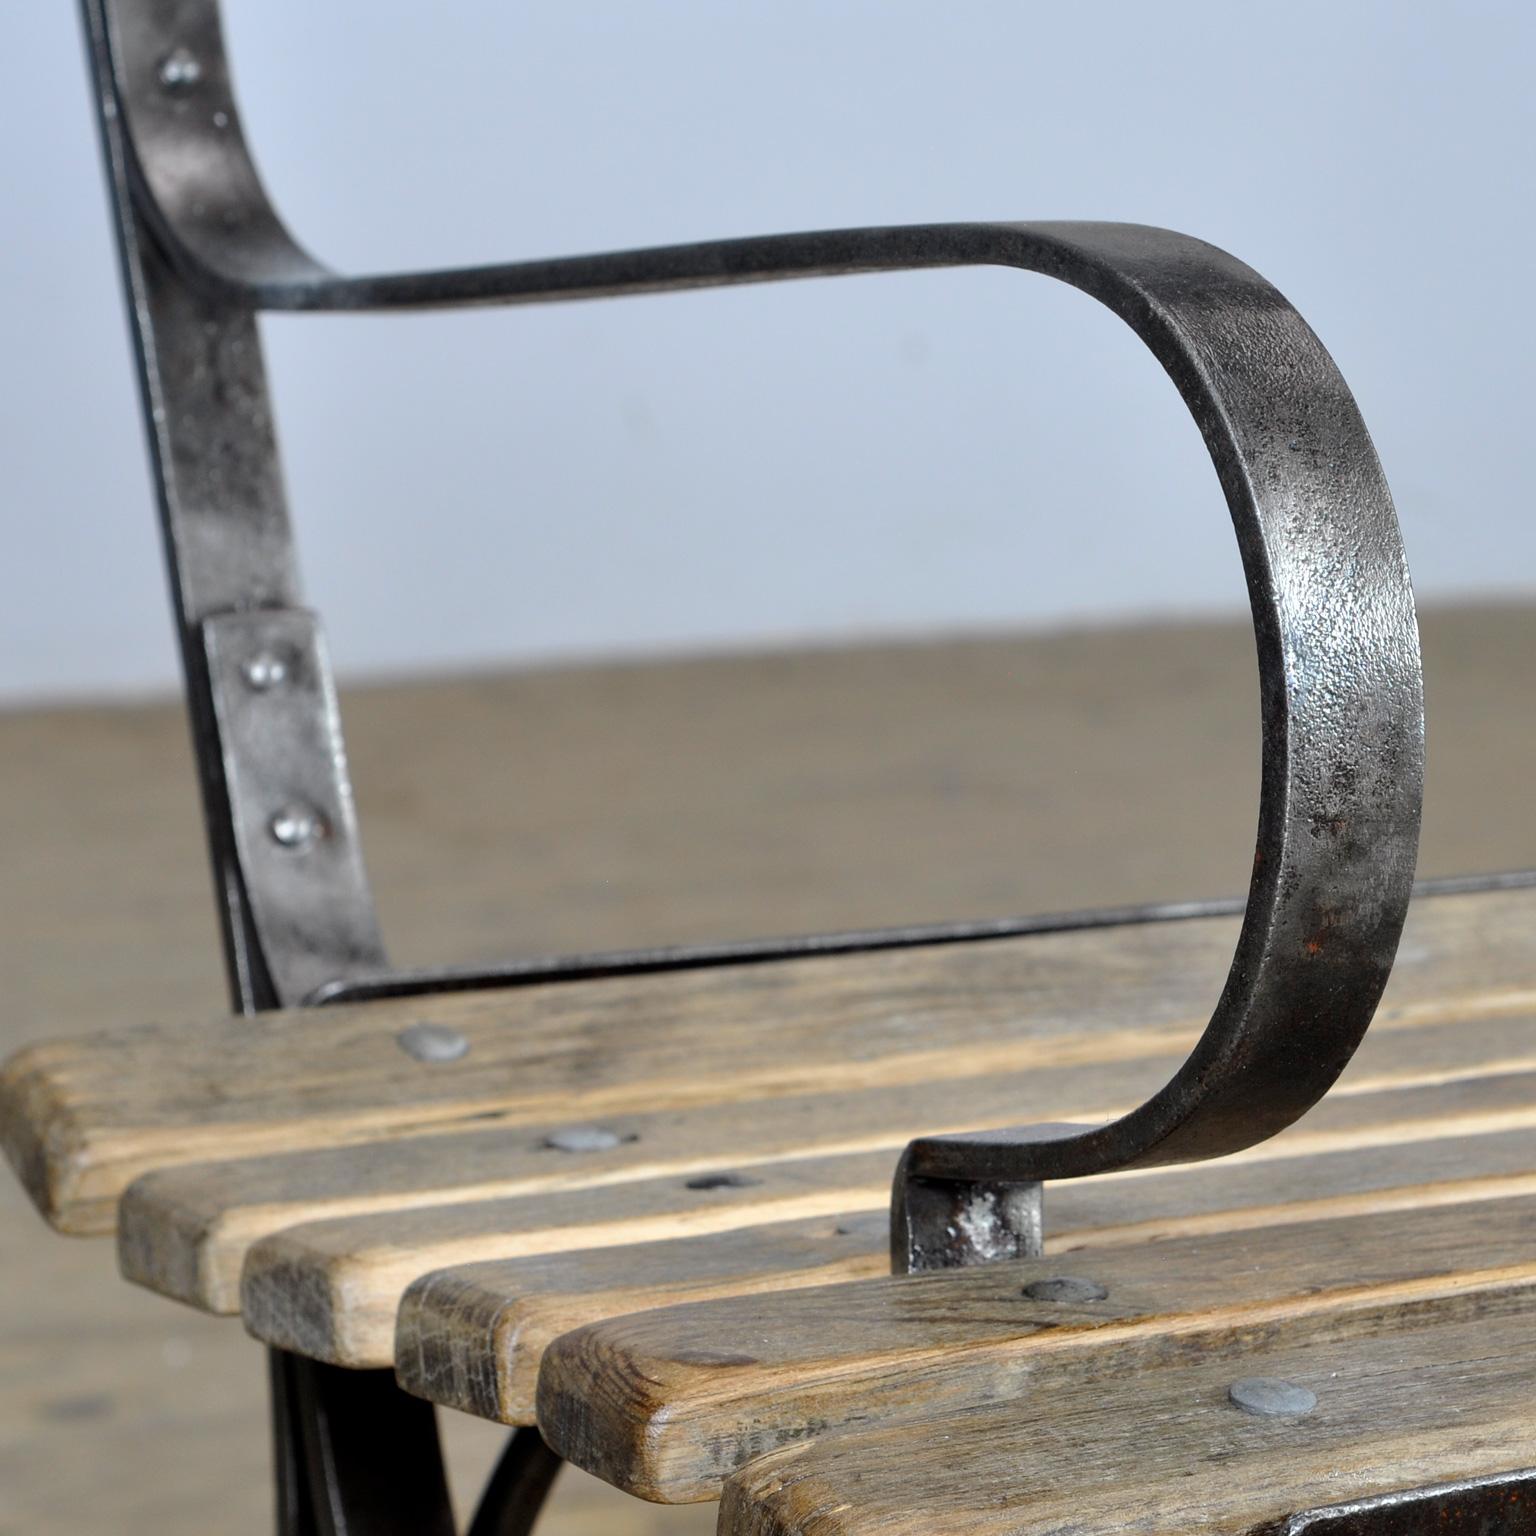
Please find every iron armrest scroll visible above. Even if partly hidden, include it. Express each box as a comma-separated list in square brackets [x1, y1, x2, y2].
[91, 0, 1424, 1264]
[888, 240, 1424, 1271]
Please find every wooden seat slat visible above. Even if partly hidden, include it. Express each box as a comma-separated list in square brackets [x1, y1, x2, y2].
[112, 999, 1536, 1315]
[234, 1068, 1536, 1369]
[395, 1211, 891, 1428]
[537, 1193, 1536, 1503]
[5, 885, 1533, 1236]
[9, 615, 1536, 1532]
[388, 1100, 1536, 1420]
[7, 879, 1535, 1508]
[396, 1097, 1536, 1427]
[5, 909, 1240, 1236]
[716, 1304, 1536, 1536]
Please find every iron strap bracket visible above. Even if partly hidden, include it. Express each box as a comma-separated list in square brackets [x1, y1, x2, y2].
[201, 609, 386, 1007]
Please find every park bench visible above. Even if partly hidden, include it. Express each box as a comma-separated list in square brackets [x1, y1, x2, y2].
[5, 3, 1534, 1533]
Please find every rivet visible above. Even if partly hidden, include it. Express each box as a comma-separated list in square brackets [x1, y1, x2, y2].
[268, 804, 326, 850]
[1022, 1275, 1108, 1304]
[395, 1023, 469, 1063]
[542, 1126, 623, 1153]
[1228, 1377, 1317, 1418]
[241, 652, 288, 691]
[157, 47, 202, 92]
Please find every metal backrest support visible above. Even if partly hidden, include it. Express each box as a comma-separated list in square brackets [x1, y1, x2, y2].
[84, 0, 1425, 1249]
[84, 0, 383, 1012]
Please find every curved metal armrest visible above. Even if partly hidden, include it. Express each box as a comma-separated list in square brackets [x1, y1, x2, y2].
[90, 0, 1425, 1255]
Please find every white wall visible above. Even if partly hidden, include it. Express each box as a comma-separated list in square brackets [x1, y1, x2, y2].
[3, 1, 1531, 700]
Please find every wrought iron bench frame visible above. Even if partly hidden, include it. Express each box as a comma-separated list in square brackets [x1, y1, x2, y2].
[80, 1, 1435, 1531]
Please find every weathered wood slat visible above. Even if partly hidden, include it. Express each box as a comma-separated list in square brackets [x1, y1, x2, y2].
[4, 910, 1237, 1235]
[717, 1305, 1536, 1536]
[235, 1068, 1536, 1369]
[7, 885, 1535, 1235]
[392, 1115, 1536, 1421]
[536, 1194, 1536, 1502]
[396, 1212, 891, 1429]
[9, 614, 1536, 1536]
[114, 1004, 1536, 1312]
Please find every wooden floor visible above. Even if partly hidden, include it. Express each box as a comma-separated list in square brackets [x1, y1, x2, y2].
[2, 604, 1534, 1535]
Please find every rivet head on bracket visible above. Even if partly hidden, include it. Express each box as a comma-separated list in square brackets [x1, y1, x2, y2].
[1022, 1276, 1108, 1304]
[156, 47, 202, 92]
[241, 652, 288, 691]
[395, 1023, 469, 1064]
[268, 804, 327, 850]
[1228, 1378, 1317, 1418]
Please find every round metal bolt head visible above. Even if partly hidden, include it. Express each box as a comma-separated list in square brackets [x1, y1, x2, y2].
[157, 47, 202, 91]
[1228, 1378, 1317, 1418]
[1022, 1276, 1108, 1304]
[542, 1126, 623, 1153]
[241, 652, 288, 691]
[268, 804, 326, 850]
[396, 1023, 469, 1064]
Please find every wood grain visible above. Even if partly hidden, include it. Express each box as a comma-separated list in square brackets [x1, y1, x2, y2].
[111, 996, 1536, 1311]
[397, 1212, 892, 1429]
[718, 1304, 1536, 1536]
[391, 1102, 1536, 1420]
[2, 901, 1237, 1234]
[536, 1194, 1536, 1502]
[7, 609, 1536, 1536]
[231, 1064, 1536, 1368]
[8, 880, 1536, 1237]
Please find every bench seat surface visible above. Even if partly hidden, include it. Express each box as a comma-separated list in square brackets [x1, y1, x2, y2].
[3, 881, 1535, 1535]
[717, 1303, 1536, 1536]
[9, 615, 1536, 1536]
